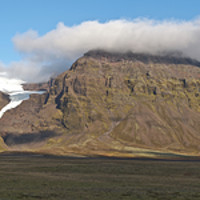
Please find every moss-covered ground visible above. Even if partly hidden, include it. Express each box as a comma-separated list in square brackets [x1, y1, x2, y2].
[0, 153, 200, 200]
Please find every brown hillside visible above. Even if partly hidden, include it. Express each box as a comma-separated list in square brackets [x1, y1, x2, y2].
[0, 50, 200, 158]
[0, 92, 9, 110]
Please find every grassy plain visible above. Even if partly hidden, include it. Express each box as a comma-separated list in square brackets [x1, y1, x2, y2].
[0, 153, 200, 200]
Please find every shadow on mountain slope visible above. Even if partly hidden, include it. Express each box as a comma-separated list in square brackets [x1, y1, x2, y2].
[2, 131, 58, 146]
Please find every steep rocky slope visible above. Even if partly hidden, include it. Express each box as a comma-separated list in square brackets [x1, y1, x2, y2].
[0, 92, 9, 151]
[0, 92, 9, 110]
[0, 50, 200, 157]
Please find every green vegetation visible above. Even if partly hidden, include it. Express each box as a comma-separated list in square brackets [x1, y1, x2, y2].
[0, 154, 200, 200]
[0, 137, 6, 152]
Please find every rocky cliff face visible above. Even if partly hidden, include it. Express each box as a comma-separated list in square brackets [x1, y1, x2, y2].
[0, 50, 200, 157]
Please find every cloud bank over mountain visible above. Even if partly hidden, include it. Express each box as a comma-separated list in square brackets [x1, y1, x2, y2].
[1, 18, 200, 82]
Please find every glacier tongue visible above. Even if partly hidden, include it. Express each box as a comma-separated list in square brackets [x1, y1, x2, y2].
[0, 74, 44, 119]
[0, 97, 23, 118]
[0, 91, 45, 119]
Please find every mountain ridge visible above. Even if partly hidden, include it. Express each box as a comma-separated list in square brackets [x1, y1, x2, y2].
[84, 50, 200, 67]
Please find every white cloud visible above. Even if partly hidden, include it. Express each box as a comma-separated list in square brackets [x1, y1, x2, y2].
[1, 18, 200, 82]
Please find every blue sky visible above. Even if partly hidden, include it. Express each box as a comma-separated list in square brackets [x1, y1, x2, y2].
[0, 0, 200, 64]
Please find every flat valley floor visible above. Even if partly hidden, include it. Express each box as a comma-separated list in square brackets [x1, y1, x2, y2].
[0, 153, 200, 200]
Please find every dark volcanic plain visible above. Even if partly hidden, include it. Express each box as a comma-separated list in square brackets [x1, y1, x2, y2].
[0, 153, 200, 200]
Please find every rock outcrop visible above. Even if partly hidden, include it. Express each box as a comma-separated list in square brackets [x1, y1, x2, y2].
[0, 50, 200, 158]
[0, 92, 9, 110]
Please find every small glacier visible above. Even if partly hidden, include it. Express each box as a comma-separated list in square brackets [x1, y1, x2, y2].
[0, 73, 44, 119]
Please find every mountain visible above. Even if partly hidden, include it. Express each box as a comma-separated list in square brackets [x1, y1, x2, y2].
[0, 50, 200, 158]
